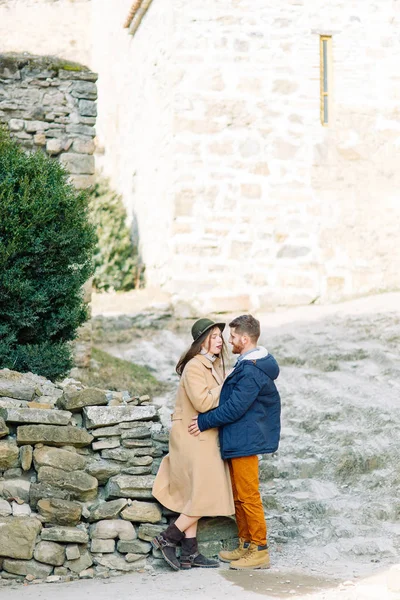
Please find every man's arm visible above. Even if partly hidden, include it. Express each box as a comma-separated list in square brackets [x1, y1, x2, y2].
[194, 372, 262, 432]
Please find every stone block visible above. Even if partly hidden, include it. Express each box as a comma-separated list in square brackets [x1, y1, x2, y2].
[0, 499, 11, 517]
[20, 444, 33, 471]
[46, 138, 63, 155]
[58, 387, 108, 412]
[59, 153, 95, 175]
[72, 138, 95, 154]
[92, 438, 120, 451]
[197, 517, 238, 543]
[34, 132, 46, 146]
[8, 119, 24, 131]
[0, 439, 19, 470]
[37, 466, 98, 501]
[117, 539, 151, 554]
[4, 467, 22, 479]
[90, 519, 136, 541]
[65, 550, 93, 574]
[137, 523, 164, 542]
[3, 558, 53, 579]
[122, 439, 153, 449]
[105, 475, 155, 500]
[41, 526, 88, 544]
[0, 407, 72, 426]
[79, 100, 97, 117]
[93, 553, 145, 572]
[12, 501, 31, 517]
[88, 499, 128, 522]
[0, 372, 36, 400]
[65, 544, 80, 560]
[0, 417, 9, 438]
[33, 446, 87, 471]
[59, 70, 98, 82]
[121, 501, 162, 524]
[66, 124, 96, 137]
[34, 541, 65, 566]
[0, 517, 42, 559]
[37, 498, 82, 526]
[17, 424, 93, 447]
[91, 539, 115, 553]
[70, 81, 97, 100]
[83, 405, 157, 429]
[30, 482, 72, 508]
[277, 245, 311, 258]
[122, 466, 152, 476]
[0, 478, 30, 503]
[86, 458, 122, 484]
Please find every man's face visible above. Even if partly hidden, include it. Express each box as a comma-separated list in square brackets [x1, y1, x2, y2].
[229, 328, 246, 354]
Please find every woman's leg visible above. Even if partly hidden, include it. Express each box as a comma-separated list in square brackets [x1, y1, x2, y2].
[174, 513, 200, 533]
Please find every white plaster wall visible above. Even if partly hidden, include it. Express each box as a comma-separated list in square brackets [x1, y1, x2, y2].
[91, 0, 174, 284]
[0, 0, 92, 66]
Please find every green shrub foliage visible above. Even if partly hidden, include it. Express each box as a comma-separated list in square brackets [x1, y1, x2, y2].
[0, 129, 96, 379]
[89, 179, 141, 292]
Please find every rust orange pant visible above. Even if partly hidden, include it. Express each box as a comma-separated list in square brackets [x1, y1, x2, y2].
[228, 455, 267, 546]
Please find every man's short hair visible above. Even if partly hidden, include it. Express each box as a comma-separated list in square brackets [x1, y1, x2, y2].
[229, 314, 260, 342]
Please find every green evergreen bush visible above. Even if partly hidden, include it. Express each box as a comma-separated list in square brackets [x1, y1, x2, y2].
[0, 129, 96, 379]
[89, 179, 142, 292]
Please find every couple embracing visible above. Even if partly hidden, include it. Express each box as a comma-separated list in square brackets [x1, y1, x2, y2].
[152, 314, 281, 571]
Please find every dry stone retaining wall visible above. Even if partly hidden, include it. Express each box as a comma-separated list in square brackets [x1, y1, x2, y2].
[0, 368, 237, 584]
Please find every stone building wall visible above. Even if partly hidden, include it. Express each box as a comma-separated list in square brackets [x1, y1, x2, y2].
[91, 0, 400, 312]
[1, 0, 400, 311]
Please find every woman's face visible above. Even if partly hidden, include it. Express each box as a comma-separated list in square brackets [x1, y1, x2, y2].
[203, 327, 223, 355]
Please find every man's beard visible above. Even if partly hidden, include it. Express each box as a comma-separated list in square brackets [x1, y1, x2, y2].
[231, 342, 244, 354]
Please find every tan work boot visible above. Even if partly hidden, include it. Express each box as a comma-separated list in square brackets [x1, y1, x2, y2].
[218, 538, 250, 563]
[229, 542, 270, 570]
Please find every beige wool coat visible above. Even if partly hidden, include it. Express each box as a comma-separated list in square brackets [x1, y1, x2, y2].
[152, 354, 234, 517]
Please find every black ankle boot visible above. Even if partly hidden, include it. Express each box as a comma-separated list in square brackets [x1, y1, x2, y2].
[180, 537, 219, 569]
[151, 523, 185, 571]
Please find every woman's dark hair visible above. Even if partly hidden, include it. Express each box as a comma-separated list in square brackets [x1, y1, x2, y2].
[176, 326, 226, 377]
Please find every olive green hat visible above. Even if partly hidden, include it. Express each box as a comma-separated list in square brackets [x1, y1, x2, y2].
[191, 318, 225, 342]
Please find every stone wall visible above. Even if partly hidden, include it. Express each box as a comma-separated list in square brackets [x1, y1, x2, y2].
[91, 0, 400, 312]
[0, 53, 97, 367]
[0, 369, 237, 584]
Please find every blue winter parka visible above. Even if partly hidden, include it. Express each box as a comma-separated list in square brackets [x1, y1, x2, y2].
[197, 348, 281, 459]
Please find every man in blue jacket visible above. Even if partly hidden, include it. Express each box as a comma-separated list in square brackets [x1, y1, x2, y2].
[188, 314, 281, 570]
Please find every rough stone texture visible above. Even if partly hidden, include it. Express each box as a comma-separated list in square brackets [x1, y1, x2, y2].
[17, 424, 93, 447]
[33, 446, 87, 472]
[0, 408, 72, 426]
[137, 523, 164, 542]
[89, 499, 128, 522]
[0, 371, 36, 401]
[19, 444, 33, 471]
[90, 538, 115, 553]
[65, 545, 80, 561]
[12, 501, 31, 517]
[105, 475, 155, 500]
[0, 499, 12, 517]
[83, 405, 157, 429]
[90, 519, 136, 541]
[57, 388, 108, 412]
[0, 440, 20, 470]
[0, 417, 9, 438]
[0, 479, 30, 504]
[117, 539, 152, 555]
[34, 541, 65, 566]
[197, 517, 238, 543]
[121, 501, 162, 524]
[93, 553, 146, 572]
[92, 438, 120, 451]
[37, 498, 82, 526]
[86, 458, 122, 484]
[37, 466, 98, 501]
[30, 482, 72, 508]
[3, 558, 53, 578]
[0, 517, 42, 559]
[65, 550, 93, 574]
[41, 526, 88, 544]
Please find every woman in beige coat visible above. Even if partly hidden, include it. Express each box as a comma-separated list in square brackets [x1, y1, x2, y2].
[152, 318, 234, 571]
